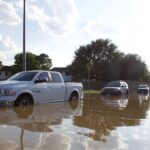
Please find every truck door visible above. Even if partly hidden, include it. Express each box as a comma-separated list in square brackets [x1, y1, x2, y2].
[33, 72, 52, 103]
[50, 72, 66, 101]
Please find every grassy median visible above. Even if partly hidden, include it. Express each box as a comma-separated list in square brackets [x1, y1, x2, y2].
[83, 90, 100, 94]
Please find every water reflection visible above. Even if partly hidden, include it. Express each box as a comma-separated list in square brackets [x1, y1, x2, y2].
[74, 93, 150, 141]
[0, 100, 82, 150]
[101, 95, 128, 109]
[138, 93, 149, 105]
[0, 93, 150, 150]
[0, 100, 82, 132]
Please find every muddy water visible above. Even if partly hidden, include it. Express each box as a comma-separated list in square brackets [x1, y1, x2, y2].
[0, 93, 150, 150]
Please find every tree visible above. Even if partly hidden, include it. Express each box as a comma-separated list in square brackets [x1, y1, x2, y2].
[68, 38, 149, 82]
[12, 52, 52, 73]
[68, 39, 121, 81]
[0, 61, 2, 68]
[120, 54, 149, 81]
[36, 53, 52, 70]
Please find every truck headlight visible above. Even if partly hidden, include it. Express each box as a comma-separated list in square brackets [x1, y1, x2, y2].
[0, 89, 16, 96]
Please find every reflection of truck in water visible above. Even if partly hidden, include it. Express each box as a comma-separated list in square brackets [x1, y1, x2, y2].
[138, 93, 149, 105]
[100, 95, 128, 110]
[0, 71, 83, 106]
[0, 101, 83, 132]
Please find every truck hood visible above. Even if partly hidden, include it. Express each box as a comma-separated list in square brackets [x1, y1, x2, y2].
[0, 80, 31, 88]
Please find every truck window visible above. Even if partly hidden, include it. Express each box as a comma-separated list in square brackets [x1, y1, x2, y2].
[36, 72, 50, 82]
[51, 72, 62, 83]
[9, 72, 38, 81]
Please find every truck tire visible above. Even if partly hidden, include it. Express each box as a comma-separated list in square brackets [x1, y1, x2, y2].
[69, 92, 79, 101]
[69, 92, 79, 110]
[14, 94, 33, 107]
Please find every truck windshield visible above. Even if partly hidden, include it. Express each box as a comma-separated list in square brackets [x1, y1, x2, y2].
[8, 72, 38, 81]
[107, 81, 120, 87]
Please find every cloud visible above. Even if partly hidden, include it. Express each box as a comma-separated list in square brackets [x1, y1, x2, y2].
[36, 133, 71, 150]
[0, 34, 19, 65]
[84, 16, 117, 38]
[12, 0, 37, 9]
[28, 0, 80, 36]
[28, 5, 50, 32]
[0, 0, 21, 25]
[85, 131, 128, 150]
[0, 34, 18, 52]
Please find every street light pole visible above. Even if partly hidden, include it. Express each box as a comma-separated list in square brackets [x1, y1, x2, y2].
[23, 0, 26, 71]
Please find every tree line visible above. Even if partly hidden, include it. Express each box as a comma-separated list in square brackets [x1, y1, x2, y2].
[67, 39, 149, 82]
[0, 52, 52, 73]
[0, 38, 149, 82]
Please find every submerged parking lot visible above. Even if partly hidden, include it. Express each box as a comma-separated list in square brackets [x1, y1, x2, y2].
[0, 93, 150, 150]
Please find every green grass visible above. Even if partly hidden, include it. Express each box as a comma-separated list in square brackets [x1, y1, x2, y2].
[83, 90, 100, 94]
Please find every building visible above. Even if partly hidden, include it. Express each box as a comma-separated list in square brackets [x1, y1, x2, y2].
[50, 67, 72, 82]
[0, 66, 12, 80]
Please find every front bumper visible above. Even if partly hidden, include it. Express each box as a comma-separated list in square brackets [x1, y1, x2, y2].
[0, 96, 15, 107]
[137, 89, 149, 94]
[0, 100, 14, 107]
[101, 89, 121, 96]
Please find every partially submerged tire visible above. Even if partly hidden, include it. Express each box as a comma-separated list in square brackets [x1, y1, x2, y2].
[69, 92, 79, 101]
[69, 92, 79, 110]
[14, 94, 33, 107]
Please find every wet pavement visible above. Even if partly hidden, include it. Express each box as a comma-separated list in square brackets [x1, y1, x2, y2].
[0, 93, 150, 150]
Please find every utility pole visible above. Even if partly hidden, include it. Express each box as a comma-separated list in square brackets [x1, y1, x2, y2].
[20, 128, 24, 150]
[23, 0, 26, 71]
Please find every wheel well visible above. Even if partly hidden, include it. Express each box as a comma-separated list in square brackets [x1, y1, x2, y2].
[16, 93, 34, 104]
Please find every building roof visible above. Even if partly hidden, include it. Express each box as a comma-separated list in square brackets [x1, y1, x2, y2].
[0, 66, 12, 71]
[50, 67, 71, 75]
[50, 67, 66, 73]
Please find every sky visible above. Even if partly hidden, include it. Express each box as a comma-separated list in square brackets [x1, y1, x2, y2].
[0, 0, 150, 68]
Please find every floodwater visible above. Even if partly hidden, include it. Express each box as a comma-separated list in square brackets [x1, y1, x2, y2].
[0, 93, 150, 150]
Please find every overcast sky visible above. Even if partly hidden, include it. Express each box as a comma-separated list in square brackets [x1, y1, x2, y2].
[0, 0, 150, 68]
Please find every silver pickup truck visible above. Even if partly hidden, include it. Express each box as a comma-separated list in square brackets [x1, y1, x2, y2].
[0, 70, 83, 106]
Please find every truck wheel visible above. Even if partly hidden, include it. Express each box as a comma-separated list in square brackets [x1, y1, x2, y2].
[69, 93, 79, 101]
[14, 95, 33, 107]
[69, 93, 79, 110]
